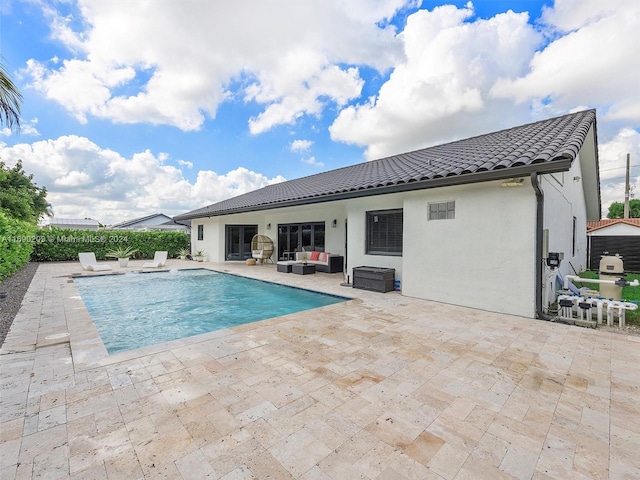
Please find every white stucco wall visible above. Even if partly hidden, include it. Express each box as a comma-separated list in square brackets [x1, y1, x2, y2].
[186, 153, 592, 318]
[189, 203, 348, 263]
[190, 217, 220, 261]
[341, 167, 590, 318]
[401, 181, 537, 317]
[344, 193, 405, 281]
[541, 154, 589, 276]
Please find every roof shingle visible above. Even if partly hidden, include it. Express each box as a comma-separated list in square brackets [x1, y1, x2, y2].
[175, 109, 596, 220]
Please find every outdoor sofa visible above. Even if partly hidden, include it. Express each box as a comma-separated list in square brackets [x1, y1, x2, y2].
[294, 251, 343, 273]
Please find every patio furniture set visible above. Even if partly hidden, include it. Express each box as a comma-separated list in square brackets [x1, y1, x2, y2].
[277, 251, 343, 275]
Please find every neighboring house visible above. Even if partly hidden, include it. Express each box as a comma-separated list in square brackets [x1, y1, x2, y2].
[587, 218, 640, 272]
[47, 218, 100, 230]
[108, 213, 190, 233]
[174, 110, 601, 319]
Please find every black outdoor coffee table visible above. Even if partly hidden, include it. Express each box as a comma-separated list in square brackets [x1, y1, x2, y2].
[292, 263, 316, 275]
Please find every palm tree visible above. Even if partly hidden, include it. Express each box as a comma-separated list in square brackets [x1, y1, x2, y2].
[0, 59, 23, 133]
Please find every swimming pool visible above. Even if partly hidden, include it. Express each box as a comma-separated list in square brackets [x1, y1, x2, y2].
[74, 269, 349, 354]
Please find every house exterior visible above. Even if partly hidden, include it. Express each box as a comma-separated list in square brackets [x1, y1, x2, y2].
[47, 218, 100, 230]
[108, 213, 190, 233]
[174, 110, 601, 319]
[587, 218, 640, 272]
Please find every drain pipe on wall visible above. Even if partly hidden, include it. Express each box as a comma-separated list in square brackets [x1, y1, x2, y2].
[531, 172, 554, 321]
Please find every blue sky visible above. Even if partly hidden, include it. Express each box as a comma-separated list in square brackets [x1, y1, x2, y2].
[1, 0, 638, 225]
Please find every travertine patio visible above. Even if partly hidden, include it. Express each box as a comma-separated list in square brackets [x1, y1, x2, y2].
[1, 260, 639, 479]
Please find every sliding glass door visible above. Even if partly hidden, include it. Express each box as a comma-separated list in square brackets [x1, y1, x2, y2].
[277, 222, 325, 260]
[225, 225, 257, 261]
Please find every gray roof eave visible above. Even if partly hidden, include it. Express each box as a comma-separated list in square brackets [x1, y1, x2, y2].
[174, 158, 573, 221]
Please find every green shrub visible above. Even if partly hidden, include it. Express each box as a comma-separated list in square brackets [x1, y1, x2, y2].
[31, 228, 189, 262]
[0, 211, 36, 280]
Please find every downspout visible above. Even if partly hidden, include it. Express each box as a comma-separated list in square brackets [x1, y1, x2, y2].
[531, 172, 554, 321]
[340, 218, 352, 287]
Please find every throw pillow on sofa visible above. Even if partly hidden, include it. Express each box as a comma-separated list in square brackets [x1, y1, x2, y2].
[309, 251, 320, 261]
[319, 252, 329, 263]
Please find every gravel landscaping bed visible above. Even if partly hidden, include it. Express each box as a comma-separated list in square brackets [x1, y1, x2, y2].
[0, 262, 39, 348]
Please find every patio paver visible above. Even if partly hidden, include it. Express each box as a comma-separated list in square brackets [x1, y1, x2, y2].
[1, 260, 639, 479]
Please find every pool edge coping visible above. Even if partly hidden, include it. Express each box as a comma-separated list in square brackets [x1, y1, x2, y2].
[68, 266, 358, 370]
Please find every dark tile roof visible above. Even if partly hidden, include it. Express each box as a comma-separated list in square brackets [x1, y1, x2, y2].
[160, 218, 191, 227]
[109, 213, 171, 229]
[175, 109, 596, 220]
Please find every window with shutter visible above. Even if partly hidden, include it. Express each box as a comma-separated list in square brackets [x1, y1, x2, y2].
[366, 209, 403, 256]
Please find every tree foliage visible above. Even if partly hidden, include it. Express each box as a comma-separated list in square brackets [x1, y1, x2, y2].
[0, 160, 51, 224]
[0, 60, 22, 133]
[606, 199, 640, 219]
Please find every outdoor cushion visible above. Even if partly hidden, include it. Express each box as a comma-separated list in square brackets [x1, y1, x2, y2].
[319, 252, 329, 262]
[310, 251, 320, 261]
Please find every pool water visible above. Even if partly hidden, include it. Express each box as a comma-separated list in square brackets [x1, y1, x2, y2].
[74, 269, 348, 354]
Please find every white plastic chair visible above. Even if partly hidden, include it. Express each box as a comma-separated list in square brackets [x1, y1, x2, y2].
[142, 251, 168, 268]
[78, 252, 112, 272]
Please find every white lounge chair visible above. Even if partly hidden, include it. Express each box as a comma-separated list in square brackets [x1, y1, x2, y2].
[142, 251, 168, 268]
[78, 252, 112, 272]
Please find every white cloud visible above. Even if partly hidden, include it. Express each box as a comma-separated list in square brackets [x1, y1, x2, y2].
[597, 128, 640, 217]
[491, 0, 640, 127]
[25, 58, 133, 124]
[54, 170, 92, 187]
[301, 156, 325, 168]
[540, 0, 630, 32]
[1, 118, 40, 137]
[9, 0, 640, 225]
[246, 50, 365, 134]
[329, 4, 542, 159]
[290, 139, 314, 153]
[22, 0, 407, 133]
[328, 0, 639, 163]
[20, 118, 41, 136]
[0, 136, 285, 225]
